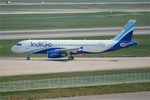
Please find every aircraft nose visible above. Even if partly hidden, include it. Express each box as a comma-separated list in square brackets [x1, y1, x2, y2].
[11, 46, 18, 53]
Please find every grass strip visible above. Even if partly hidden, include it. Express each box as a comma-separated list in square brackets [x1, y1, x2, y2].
[0, 12, 149, 30]
[0, 82, 150, 99]
[1, 4, 149, 10]
[0, 68, 150, 82]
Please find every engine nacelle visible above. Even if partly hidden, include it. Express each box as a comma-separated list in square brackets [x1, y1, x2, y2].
[47, 51, 66, 58]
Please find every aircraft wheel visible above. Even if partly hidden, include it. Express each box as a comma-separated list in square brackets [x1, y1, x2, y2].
[68, 56, 74, 61]
[26, 56, 30, 60]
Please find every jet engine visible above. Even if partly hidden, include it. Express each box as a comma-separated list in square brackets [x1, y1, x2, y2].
[47, 51, 66, 58]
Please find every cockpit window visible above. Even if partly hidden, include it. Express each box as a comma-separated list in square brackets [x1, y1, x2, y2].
[17, 43, 22, 46]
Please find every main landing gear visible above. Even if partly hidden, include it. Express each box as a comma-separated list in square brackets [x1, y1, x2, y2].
[68, 55, 74, 61]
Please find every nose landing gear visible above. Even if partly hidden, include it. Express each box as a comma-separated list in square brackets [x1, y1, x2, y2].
[68, 56, 74, 61]
[26, 56, 30, 60]
[26, 54, 31, 60]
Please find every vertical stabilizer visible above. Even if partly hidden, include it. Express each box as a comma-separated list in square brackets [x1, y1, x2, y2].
[113, 20, 136, 41]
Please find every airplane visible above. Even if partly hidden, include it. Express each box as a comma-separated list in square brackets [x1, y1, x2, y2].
[11, 20, 139, 61]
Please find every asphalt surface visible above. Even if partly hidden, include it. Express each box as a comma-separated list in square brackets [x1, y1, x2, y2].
[1, 2, 150, 5]
[0, 27, 149, 39]
[45, 92, 150, 100]
[0, 57, 149, 77]
[1, 8, 149, 15]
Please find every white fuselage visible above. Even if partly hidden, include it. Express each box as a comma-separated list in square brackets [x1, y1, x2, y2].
[11, 40, 115, 54]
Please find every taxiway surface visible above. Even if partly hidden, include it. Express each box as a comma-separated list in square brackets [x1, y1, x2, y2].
[45, 92, 150, 100]
[0, 57, 149, 77]
[0, 27, 149, 40]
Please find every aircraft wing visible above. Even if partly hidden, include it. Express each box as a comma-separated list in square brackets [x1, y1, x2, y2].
[59, 47, 80, 53]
